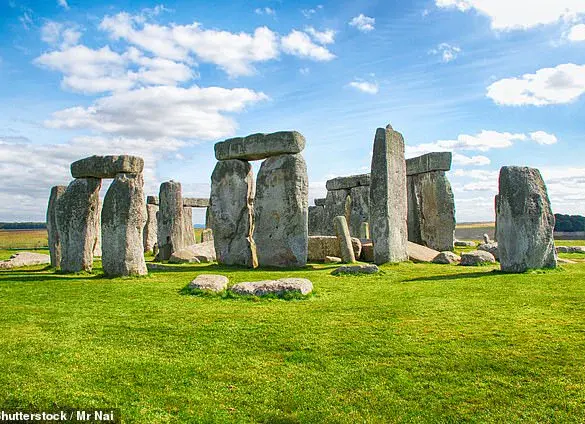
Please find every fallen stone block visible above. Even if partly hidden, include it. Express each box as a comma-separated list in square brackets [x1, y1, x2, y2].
[407, 241, 440, 263]
[0, 252, 51, 269]
[229, 278, 313, 296]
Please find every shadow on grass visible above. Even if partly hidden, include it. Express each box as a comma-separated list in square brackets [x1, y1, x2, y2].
[146, 262, 335, 274]
[404, 269, 503, 283]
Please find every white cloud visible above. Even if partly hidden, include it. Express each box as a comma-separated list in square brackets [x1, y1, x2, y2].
[487, 63, 585, 106]
[299, 67, 310, 75]
[568, 24, 585, 41]
[435, 0, 585, 30]
[452, 153, 491, 166]
[255, 7, 275, 16]
[41, 21, 82, 49]
[45, 85, 268, 140]
[349, 14, 375, 32]
[305, 26, 335, 44]
[530, 131, 558, 145]
[408, 130, 528, 155]
[281, 30, 335, 61]
[19, 10, 33, 30]
[301, 5, 323, 19]
[429, 43, 461, 63]
[57, 0, 69, 10]
[348, 79, 379, 94]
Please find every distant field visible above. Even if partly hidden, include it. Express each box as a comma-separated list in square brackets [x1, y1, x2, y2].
[455, 222, 495, 241]
[0, 229, 48, 250]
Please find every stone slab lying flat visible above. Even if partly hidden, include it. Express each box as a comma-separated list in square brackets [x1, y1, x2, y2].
[432, 251, 461, 264]
[147, 195, 159, 205]
[71, 155, 144, 178]
[215, 131, 306, 161]
[407, 241, 440, 263]
[326, 174, 371, 191]
[169, 241, 217, 264]
[229, 278, 313, 296]
[0, 252, 50, 269]
[188, 274, 229, 292]
[406, 152, 452, 176]
[331, 264, 380, 275]
[183, 198, 210, 208]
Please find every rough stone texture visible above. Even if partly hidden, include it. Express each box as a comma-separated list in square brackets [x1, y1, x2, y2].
[407, 171, 455, 252]
[324, 189, 349, 236]
[188, 274, 228, 292]
[101, 173, 147, 277]
[183, 206, 196, 246]
[556, 246, 585, 254]
[215, 131, 306, 161]
[433, 251, 461, 264]
[0, 252, 51, 269]
[71, 155, 144, 179]
[454, 240, 476, 247]
[230, 278, 313, 296]
[210, 160, 257, 267]
[314, 198, 326, 207]
[183, 198, 210, 208]
[307, 236, 361, 262]
[359, 222, 370, 240]
[147, 195, 159, 205]
[46, 185, 66, 268]
[460, 250, 496, 266]
[333, 216, 355, 263]
[326, 174, 370, 191]
[496, 166, 557, 273]
[369, 125, 408, 264]
[201, 228, 213, 243]
[478, 242, 499, 261]
[406, 152, 452, 176]
[331, 264, 380, 275]
[157, 181, 186, 261]
[308, 205, 327, 236]
[407, 241, 440, 263]
[348, 185, 370, 238]
[360, 241, 374, 262]
[324, 256, 342, 263]
[483, 234, 492, 244]
[254, 153, 308, 268]
[143, 204, 158, 253]
[56, 178, 101, 272]
[93, 203, 102, 258]
[169, 241, 216, 264]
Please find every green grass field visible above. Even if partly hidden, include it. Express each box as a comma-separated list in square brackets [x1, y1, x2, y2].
[1, 230, 585, 423]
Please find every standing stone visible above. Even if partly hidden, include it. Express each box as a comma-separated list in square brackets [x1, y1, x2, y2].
[183, 207, 196, 246]
[496, 166, 556, 272]
[333, 216, 356, 263]
[308, 205, 326, 235]
[93, 202, 102, 257]
[46, 185, 66, 268]
[210, 160, 257, 267]
[369, 125, 408, 264]
[143, 203, 158, 253]
[360, 222, 370, 240]
[255, 153, 308, 267]
[102, 173, 147, 276]
[201, 228, 213, 243]
[157, 181, 185, 261]
[324, 189, 349, 235]
[56, 178, 102, 272]
[348, 185, 370, 237]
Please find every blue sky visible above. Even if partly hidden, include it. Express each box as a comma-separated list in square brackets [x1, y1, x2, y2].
[1, 0, 585, 224]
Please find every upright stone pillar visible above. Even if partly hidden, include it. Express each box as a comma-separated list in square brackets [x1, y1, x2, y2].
[255, 153, 308, 267]
[183, 206, 196, 246]
[102, 173, 148, 276]
[143, 198, 159, 253]
[369, 125, 408, 264]
[496, 166, 556, 272]
[157, 181, 185, 261]
[348, 185, 370, 237]
[46, 185, 66, 268]
[210, 160, 257, 267]
[56, 178, 102, 272]
[93, 202, 102, 257]
[333, 216, 355, 263]
[308, 205, 326, 235]
[324, 189, 349, 235]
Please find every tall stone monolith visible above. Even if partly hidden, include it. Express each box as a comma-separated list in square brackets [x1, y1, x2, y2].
[157, 181, 185, 261]
[369, 125, 408, 264]
[46, 185, 66, 268]
[333, 216, 355, 263]
[255, 153, 308, 267]
[56, 178, 102, 272]
[210, 160, 257, 267]
[143, 203, 158, 253]
[496, 166, 556, 272]
[102, 173, 148, 276]
[183, 206, 196, 246]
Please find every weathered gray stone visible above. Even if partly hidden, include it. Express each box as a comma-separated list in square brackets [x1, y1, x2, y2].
[407, 241, 440, 263]
[143, 204, 158, 253]
[360, 241, 374, 262]
[183, 198, 210, 208]
[460, 250, 496, 266]
[183, 206, 196, 247]
[101, 173, 147, 277]
[454, 240, 476, 247]
[314, 198, 326, 207]
[348, 185, 370, 238]
[359, 222, 370, 240]
[369, 125, 408, 264]
[71, 155, 144, 179]
[230, 278, 313, 296]
[255, 153, 308, 268]
[478, 242, 499, 261]
[0, 252, 51, 269]
[169, 241, 217, 263]
[432, 251, 461, 264]
[406, 152, 452, 176]
[483, 234, 492, 244]
[331, 264, 380, 275]
[201, 228, 213, 243]
[324, 189, 349, 236]
[308, 205, 327, 236]
[47, 185, 66, 268]
[215, 131, 306, 161]
[56, 178, 101, 272]
[210, 160, 257, 267]
[188, 274, 228, 292]
[307, 236, 361, 262]
[326, 174, 371, 191]
[324, 256, 342, 263]
[93, 202, 102, 258]
[556, 246, 585, 254]
[407, 170, 455, 252]
[333, 216, 355, 263]
[147, 195, 159, 205]
[157, 181, 185, 261]
[496, 166, 557, 272]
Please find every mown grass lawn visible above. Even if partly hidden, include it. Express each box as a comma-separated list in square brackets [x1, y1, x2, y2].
[0, 251, 584, 423]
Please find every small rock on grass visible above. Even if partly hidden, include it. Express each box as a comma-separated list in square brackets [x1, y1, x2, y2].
[460, 250, 496, 266]
[229, 278, 313, 296]
[324, 256, 342, 263]
[188, 274, 229, 292]
[331, 264, 380, 275]
[432, 251, 461, 264]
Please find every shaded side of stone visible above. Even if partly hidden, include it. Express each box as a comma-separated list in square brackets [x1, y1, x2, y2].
[348, 185, 370, 238]
[183, 206, 196, 247]
[406, 152, 452, 176]
[183, 198, 210, 208]
[143, 204, 158, 253]
[46, 185, 66, 268]
[308, 205, 326, 236]
[324, 189, 349, 236]
[326, 173, 371, 191]
[157, 181, 185, 261]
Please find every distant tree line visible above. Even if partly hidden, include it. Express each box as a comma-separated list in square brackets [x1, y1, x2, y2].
[554, 214, 585, 232]
[0, 222, 47, 230]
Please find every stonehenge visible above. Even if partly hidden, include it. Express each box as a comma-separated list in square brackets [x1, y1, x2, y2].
[157, 181, 185, 261]
[46, 185, 66, 268]
[144, 196, 159, 254]
[210, 131, 309, 268]
[496, 166, 557, 272]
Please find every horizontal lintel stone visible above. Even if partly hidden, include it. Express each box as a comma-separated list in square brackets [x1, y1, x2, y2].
[214, 131, 306, 161]
[71, 155, 144, 179]
[325, 174, 370, 191]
